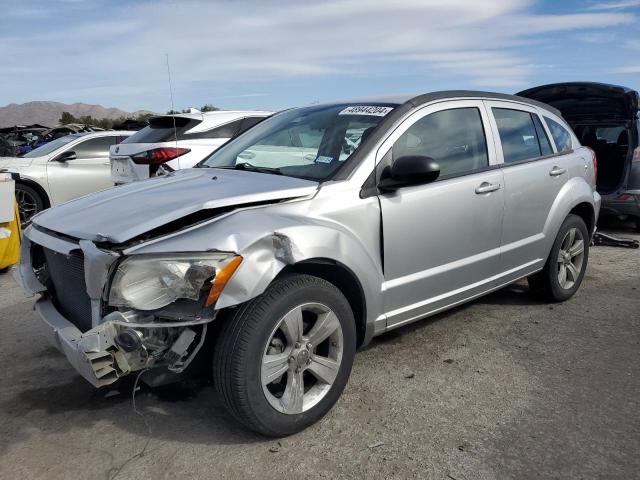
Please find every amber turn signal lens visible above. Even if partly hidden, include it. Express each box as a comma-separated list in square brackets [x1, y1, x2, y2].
[205, 256, 243, 306]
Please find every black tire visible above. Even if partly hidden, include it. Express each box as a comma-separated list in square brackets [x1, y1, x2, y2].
[213, 273, 356, 436]
[528, 214, 590, 302]
[14, 183, 45, 224]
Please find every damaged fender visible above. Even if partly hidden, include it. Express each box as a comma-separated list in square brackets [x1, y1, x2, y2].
[124, 195, 385, 345]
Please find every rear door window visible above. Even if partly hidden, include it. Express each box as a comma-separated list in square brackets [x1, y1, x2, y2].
[392, 107, 489, 178]
[72, 136, 117, 159]
[493, 108, 548, 163]
[544, 117, 573, 152]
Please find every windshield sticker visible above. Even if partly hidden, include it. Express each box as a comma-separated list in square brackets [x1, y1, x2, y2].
[339, 106, 394, 116]
[315, 155, 334, 164]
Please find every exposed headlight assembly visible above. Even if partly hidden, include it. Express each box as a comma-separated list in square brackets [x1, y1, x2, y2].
[109, 253, 242, 311]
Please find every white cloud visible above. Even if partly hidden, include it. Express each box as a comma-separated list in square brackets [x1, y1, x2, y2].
[587, 0, 640, 10]
[614, 65, 640, 72]
[0, 0, 636, 107]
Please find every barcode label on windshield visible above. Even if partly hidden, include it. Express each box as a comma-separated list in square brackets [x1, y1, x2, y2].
[339, 106, 394, 116]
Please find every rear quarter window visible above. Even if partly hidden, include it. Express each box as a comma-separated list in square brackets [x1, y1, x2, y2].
[185, 119, 243, 139]
[544, 117, 573, 152]
[237, 116, 267, 136]
[121, 117, 200, 144]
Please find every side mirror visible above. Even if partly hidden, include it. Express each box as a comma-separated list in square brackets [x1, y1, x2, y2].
[53, 151, 76, 162]
[378, 155, 440, 191]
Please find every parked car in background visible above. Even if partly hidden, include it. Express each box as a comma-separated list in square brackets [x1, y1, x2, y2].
[518, 82, 640, 231]
[16, 91, 599, 436]
[0, 131, 133, 223]
[110, 110, 272, 184]
[0, 136, 17, 157]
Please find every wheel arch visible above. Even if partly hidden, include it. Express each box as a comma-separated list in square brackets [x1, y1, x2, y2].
[279, 258, 368, 348]
[569, 202, 595, 236]
[543, 178, 598, 246]
[15, 177, 51, 209]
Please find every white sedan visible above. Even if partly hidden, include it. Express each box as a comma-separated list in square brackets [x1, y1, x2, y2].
[0, 131, 133, 223]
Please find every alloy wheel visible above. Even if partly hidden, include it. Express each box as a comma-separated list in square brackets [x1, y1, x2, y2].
[557, 227, 585, 290]
[261, 302, 344, 414]
[15, 188, 38, 224]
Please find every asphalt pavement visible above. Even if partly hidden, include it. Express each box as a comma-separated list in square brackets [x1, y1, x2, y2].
[0, 223, 638, 480]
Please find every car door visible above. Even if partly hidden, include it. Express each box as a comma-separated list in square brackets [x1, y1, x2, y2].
[484, 101, 570, 275]
[46, 135, 118, 204]
[378, 100, 505, 329]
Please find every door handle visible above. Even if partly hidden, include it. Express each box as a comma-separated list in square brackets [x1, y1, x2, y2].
[549, 166, 567, 177]
[475, 182, 501, 194]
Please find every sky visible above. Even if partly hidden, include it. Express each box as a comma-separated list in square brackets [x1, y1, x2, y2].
[0, 0, 638, 113]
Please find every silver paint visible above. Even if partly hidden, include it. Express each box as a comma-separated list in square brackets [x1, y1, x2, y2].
[18, 92, 601, 387]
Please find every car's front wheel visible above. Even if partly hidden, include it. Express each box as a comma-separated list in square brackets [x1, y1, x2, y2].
[213, 274, 356, 436]
[528, 214, 589, 302]
[15, 183, 44, 224]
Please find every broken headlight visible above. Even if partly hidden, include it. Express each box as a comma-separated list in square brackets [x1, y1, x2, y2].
[108, 253, 242, 311]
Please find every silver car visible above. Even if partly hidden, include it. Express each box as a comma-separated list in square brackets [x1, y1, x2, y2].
[15, 91, 600, 436]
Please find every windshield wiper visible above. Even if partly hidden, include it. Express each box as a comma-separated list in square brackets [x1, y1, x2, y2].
[232, 162, 282, 175]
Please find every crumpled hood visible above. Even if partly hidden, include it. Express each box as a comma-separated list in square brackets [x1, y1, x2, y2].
[33, 168, 318, 243]
[0, 156, 34, 169]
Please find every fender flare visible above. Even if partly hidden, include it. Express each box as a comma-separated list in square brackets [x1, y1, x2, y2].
[543, 177, 597, 250]
[14, 175, 51, 209]
[127, 207, 385, 344]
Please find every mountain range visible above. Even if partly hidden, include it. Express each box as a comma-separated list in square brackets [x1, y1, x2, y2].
[0, 101, 154, 128]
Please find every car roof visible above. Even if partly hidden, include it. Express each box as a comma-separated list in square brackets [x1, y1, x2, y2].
[70, 130, 134, 138]
[160, 110, 273, 122]
[322, 90, 562, 117]
[151, 110, 274, 134]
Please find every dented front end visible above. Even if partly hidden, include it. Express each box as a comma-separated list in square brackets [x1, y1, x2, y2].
[15, 226, 220, 387]
[15, 174, 385, 388]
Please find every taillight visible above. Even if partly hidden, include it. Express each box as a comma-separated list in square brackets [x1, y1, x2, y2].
[130, 147, 190, 165]
[633, 147, 640, 163]
[587, 147, 597, 182]
[615, 194, 634, 201]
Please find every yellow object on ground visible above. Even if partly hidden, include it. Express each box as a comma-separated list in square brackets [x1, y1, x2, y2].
[0, 201, 21, 270]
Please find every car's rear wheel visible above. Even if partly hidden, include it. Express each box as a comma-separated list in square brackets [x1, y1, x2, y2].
[213, 274, 356, 436]
[528, 214, 589, 302]
[15, 183, 44, 224]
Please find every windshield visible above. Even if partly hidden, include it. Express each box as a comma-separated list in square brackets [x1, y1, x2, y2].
[199, 103, 397, 181]
[22, 134, 84, 158]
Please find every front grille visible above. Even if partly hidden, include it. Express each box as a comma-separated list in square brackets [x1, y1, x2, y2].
[42, 248, 93, 332]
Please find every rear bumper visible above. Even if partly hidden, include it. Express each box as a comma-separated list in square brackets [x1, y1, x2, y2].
[600, 192, 640, 217]
[110, 156, 149, 184]
[34, 297, 121, 387]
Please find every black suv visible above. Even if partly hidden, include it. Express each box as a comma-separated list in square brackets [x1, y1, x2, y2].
[519, 82, 640, 231]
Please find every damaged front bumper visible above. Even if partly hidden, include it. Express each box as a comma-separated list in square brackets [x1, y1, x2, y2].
[16, 225, 215, 388]
[32, 298, 208, 387]
[34, 298, 122, 387]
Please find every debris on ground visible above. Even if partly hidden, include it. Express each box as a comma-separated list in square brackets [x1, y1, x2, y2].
[368, 441, 385, 449]
[269, 442, 282, 453]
